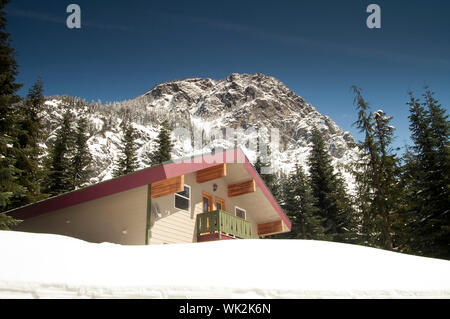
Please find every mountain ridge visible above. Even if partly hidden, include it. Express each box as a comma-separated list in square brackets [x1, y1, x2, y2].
[40, 73, 359, 188]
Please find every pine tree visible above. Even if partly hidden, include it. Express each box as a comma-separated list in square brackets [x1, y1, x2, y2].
[113, 121, 138, 177]
[43, 110, 74, 196]
[404, 88, 450, 259]
[254, 137, 277, 195]
[0, 211, 20, 229]
[150, 120, 173, 166]
[308, 127, 355, 243]
[351, 153, 375, 246]
[351, 86, 401, 250]
[280, 163, 325, 239]
[395, 145, 418, 253]
[71, 117, 92, 189]
[0, 0, 26, 222]
[19, 77, 44, 149]
[13, 77, 47, 206]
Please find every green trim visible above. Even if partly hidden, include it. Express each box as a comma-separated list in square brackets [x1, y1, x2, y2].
[145, 184, 152, 245]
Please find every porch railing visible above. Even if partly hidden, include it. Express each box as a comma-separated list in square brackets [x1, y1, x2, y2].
[196, 209, 253, 239]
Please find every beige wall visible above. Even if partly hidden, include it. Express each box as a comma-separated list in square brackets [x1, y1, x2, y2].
[15, 185, 148, 245]
[149, 170, 260, 245]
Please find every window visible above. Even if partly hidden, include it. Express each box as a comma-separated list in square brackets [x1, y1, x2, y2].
[215, 197, 226, 211]
[235, 206, 246, 220]
[175, 185, 190, 211]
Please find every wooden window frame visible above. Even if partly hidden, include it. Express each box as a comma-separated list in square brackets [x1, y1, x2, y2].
[215, 196, 226, 211]
[174, 184, 191, 212]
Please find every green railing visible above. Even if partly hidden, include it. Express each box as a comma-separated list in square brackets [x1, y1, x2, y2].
[196, 209, 253, 239]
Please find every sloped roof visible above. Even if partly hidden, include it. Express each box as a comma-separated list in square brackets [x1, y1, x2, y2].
[6, 148, 291, 230]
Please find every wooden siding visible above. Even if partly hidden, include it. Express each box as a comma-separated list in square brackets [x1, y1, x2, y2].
[228, 179, 256, 197]
[196, 164, 227, 183]
[257, 220, 284, 236]
[149, 210, 198, 244]
[151, 175, 184, 198]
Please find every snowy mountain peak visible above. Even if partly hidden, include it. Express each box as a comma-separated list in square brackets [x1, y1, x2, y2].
[40, 73, 359, 188]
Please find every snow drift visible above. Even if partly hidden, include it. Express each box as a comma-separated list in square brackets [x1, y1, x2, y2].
[0, 230, 449, 299]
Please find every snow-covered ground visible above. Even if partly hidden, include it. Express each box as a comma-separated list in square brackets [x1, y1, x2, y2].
[0, 230, 449, 299]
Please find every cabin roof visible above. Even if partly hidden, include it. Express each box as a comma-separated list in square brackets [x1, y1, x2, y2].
[6, 148, 291, 230]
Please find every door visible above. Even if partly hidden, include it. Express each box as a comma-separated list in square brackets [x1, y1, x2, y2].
[202, 192, 215, 232]
[202, 192, 213, 212]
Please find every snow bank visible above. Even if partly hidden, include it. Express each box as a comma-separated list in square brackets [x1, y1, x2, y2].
[0, 231, 449, 299]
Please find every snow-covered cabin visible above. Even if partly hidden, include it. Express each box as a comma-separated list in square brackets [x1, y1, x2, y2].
[6, 148, 291, 245]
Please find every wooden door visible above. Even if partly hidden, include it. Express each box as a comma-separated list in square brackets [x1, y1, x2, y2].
[202, 192, 214, 212]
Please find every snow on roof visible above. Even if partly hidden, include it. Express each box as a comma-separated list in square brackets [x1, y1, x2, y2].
[1, 230, 449, 298]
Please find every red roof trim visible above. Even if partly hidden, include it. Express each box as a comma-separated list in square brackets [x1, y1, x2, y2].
[7, 149, 290, 228]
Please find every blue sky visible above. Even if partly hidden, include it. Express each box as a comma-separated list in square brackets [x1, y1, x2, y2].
[5, 0, 450, 151]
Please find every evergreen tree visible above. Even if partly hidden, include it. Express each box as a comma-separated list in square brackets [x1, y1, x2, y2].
[13, 77, 47, 206]
[404, 88, 450, 259]
[113, 121, 138, 177]
[150, 120, 173, 166]
[43, 110, 74, 196]
[0, 211, 20, 229]
[395, 145, 418, 253]
[254, 137, 277, 195]
[280, 163, 325, 239]
[0, 0, 26, 220]
[351, 87, 400, 250]
[353, 87, 393, 250]
[71, 117, 92, 189]
[308, 127, 355, 243]
[351, 153, 375, 247]
[373, 109, 405, 249]
[18, 77, 44, 149]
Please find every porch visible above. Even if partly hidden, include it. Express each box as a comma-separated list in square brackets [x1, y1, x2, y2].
[196, 209, 253, 242]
